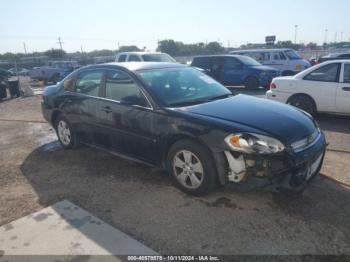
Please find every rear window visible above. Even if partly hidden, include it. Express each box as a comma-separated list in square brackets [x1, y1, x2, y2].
[141, 54, 175, 62]
[191, 57, 211, 70]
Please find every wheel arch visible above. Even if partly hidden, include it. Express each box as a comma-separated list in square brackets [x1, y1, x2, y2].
[51, 109, 63, 127]
[161, 134, 227, 185]
[286, 93, 318, 112]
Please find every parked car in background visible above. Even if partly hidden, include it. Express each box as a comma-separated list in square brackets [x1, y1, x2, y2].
[42, 62, 326, 195]
[0, 69, 11, 79]
[191, 55, 280, 89]
[230, 49, 310, 76]
[316, 53, 350, 64]
[29, 60, 79, 83]
[7, 67, 30, 76]
[115, 52, 176, 63]
[266, 60, 350, 115]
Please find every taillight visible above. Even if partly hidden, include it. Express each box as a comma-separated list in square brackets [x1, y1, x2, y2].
[270, 83, 277, 89]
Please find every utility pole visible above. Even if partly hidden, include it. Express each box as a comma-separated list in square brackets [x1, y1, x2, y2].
[23, 42, 27, 55]
[334, 32, 337, 43]
[80, 45, 84, 53]
[340, 32, 343, 42]
[57, 37, 63, 50]
[324, 29, 328, 44]
[294, 25, 298, 44]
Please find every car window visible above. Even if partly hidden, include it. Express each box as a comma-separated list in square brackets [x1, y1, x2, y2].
[75, 70, 103, 96]
[272, 52, 287, 60]
[138, 67, 231, 107]
[224, 57, 242, 70]
[142, 54, 176, 62]
[344, 64, 350, 83]
[339, 54, 350, 59]
[304, 63, 340, 82]
[128, 55, 141, 62]
[105, 70, 149, 107]
[118, 54, 127, 62]
[191, 57, 211, 70]
[250, 52, 270, 62]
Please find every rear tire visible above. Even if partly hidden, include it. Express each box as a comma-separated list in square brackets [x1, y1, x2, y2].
[287, 95, 317, 116]
[244, 76, 259, 89]
[166, 139, 218, 196]
[54, 115, 79, 149]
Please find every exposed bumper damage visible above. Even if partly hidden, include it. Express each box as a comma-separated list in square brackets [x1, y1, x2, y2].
[222, 132, 327, 192]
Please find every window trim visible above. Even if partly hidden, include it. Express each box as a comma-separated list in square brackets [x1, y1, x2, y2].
[103, 68, 153, 110]
[303, 63, 341, 83]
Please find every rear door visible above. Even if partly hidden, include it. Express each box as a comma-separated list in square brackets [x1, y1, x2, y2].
[97, 69, 156, 163]
[336, 63, 350, 113]
[209, 56, 224, 82]
[62, 69, 105, 144]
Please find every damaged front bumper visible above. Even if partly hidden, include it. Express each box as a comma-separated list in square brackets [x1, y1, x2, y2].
[223, 132, 327, 192]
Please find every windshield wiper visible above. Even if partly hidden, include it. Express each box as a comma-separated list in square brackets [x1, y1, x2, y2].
[207, 93, 233, 101]
[167, 94, 233, 107]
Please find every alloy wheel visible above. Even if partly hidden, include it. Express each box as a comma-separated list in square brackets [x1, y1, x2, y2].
[172, 150, 204, 189]
[57, 120, 71, 146]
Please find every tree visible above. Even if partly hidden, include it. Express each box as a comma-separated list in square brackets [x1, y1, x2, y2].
[118, 45, 141, 52]
[205, 42, 225, 54]
[45, 49, 66, 59]
[157, 40, 179, 56]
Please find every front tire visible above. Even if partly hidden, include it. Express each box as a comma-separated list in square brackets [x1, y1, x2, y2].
[166, 139, 218, 196]
[287, 95, 317, 116]
[55, 115, 79, 149]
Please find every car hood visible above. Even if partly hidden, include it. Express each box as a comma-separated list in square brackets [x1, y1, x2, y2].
[174, 95, 317, 144]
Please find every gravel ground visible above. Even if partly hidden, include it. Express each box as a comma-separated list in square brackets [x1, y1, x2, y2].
[0, 95, 350, 255]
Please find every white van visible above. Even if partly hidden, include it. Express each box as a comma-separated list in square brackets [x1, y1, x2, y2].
[115, 52, 176, 63]
[230, 48, 310, 76]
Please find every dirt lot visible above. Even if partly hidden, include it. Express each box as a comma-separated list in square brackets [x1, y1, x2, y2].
[0, 95, 350, 255]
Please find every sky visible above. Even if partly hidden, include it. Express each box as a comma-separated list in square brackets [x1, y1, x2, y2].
[0, 0, 349, 54]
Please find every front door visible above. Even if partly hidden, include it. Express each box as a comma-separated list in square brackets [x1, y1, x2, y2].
[97, 69, 156, 163]
[270, 51, 288, 72]
[336, 63, 350, 114]
[209, 56, 223, 82]
[221, 57, 244, 86]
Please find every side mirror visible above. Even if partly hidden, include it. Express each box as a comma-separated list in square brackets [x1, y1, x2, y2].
[121, 94, 147, 107]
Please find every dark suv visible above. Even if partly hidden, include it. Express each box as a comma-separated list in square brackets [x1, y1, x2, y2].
[191, 55, 280, 89]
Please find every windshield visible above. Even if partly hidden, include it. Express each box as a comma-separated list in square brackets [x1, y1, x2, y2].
[237, 56, 262, 66]
[285, 50, 302, 60]
[142, 53, 176, 62]
[138, 67, 232, 107]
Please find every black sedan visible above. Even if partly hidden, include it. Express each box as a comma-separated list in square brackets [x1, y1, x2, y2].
[42, 62, 326, 195]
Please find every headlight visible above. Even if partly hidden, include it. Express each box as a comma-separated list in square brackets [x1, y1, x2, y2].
[225, 133, 285, 154]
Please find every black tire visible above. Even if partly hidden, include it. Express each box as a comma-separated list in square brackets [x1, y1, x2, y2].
[54, 115, 79, 149]
[244, 76, 259, 89]
[166, 139, 218, 196]
[287, 95, 317, 116]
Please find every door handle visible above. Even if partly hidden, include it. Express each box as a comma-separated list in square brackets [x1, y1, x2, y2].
[102, 106, 112, 113]
[342, 87, 350, 91]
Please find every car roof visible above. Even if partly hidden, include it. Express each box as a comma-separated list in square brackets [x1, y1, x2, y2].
[101, 62, 186, 71]
[231, 48, 293, 52]
[320, 59, 350, 64]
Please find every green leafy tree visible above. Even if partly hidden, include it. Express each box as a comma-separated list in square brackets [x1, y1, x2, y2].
[157, 40, 179, 56]
[44, 49, 66, 59]
[118, 45, 141, 52]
